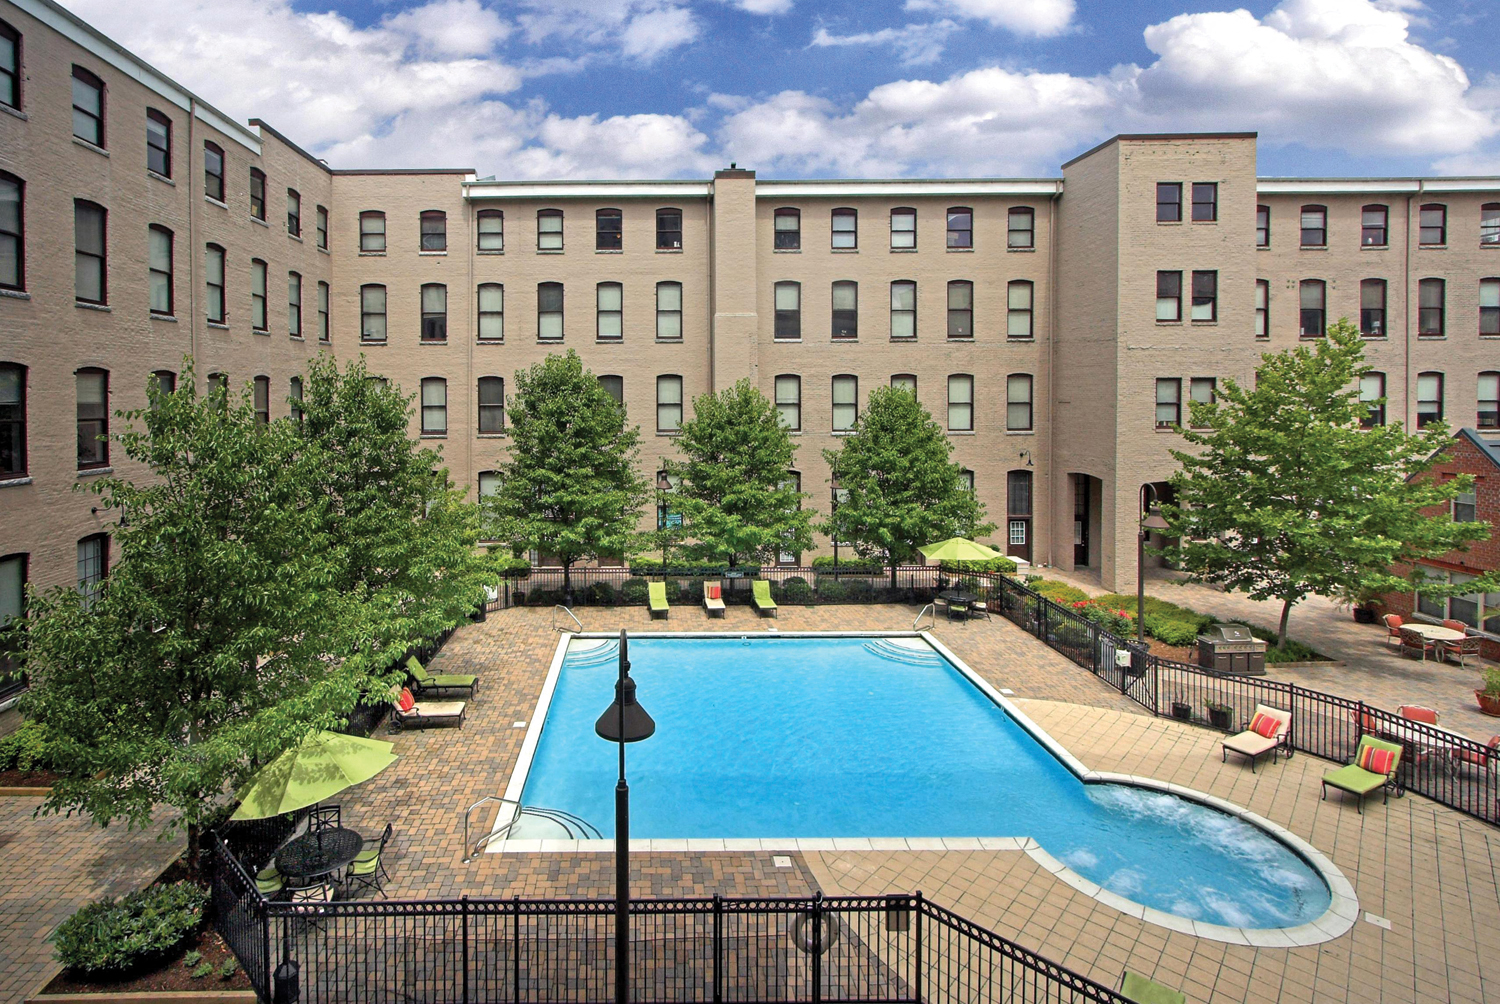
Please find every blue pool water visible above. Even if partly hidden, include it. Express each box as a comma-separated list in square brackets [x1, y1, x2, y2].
[519, 636, 1331, 929]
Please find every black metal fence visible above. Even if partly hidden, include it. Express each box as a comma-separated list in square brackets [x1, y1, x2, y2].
[208, 838, 1125, 1004]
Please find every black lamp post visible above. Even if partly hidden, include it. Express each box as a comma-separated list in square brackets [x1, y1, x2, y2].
[1137, 483, 1171, 644]
[594, 628, 655, 1004]
[830, 473, 842, 572]
[656, 472, 671, 567]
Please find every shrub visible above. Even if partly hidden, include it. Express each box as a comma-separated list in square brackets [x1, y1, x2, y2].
[54, 882, 208, 977]
[817, 579, 848, 601]
[1143, 616, 1202, 648]
[485, 551, 531, 578]
[810, 555, 884, 573]
[0, 720, 57, 772]
[939, 556, 1017, 575]
[1069, 601, 1133, 637]
[1096, 594, 1212, 633]
[1029, 579, 1090, 605]
[1255, 633, 1326, 663]
[779, 577, 813, 603]
[526, 589, 563, 607]
[620, 579, 651, 605]
[581, 581, 617, 606]
[630, 557, 728, 575]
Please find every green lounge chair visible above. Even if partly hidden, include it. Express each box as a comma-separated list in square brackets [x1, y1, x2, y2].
[406, 656, 479, 698]
[255, 863, 284, 898]
[648, 581, 670, 619]
[1322, 736, 1403, 813]
[751, 580, 778, 618]
[1121, 970, 1185, 1004]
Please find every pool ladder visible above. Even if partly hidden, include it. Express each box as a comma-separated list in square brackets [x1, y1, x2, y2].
[554, 604, 583, 634]
[463, 795, 603, 861]
[912, 604, 936, 631]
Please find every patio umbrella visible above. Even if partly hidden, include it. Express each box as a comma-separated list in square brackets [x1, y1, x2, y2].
[918, 537, 1004, 563]
[230, 730, 398, 821]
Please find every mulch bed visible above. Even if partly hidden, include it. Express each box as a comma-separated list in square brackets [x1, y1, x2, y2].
[0, 768, 60, 787]
[41, 928, 251, 995]
[1145, 640, 1195, 662]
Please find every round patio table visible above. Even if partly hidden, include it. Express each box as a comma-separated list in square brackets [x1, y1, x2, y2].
[275, 827, 363, 884]
[1405, 624, 1466, 662]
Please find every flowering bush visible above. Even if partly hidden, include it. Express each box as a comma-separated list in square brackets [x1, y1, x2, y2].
[1068, 600, 1135, 637]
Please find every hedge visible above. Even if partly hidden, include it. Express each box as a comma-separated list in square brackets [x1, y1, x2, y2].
[629, 557, 729, 575]
[1028, 579, 1091, 605]
[54, 883, 208, 976]
[938, 557, 1017, 575]
[809, 556, 885, 573]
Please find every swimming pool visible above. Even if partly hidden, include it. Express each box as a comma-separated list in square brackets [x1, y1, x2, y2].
[504, 632, 1354, 943]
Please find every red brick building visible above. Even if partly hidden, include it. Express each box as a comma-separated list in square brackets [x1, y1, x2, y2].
[1382, 428, 1500, 661]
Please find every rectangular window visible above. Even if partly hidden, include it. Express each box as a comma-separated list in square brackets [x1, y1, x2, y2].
[656, 208, 681, 250]
[598, 375, 623, 405]
[478, 471, 500, 498]
[1007, 280, 1033, 339]
[1300, 205, 1326, 247]
[946, 207, 972, 248]
[0, 22, 19, 110]
[1417, 372, 1443, 428]
[360, 211, 386, 252]
[1007, 374, 1033, 431]
[948, 375, 973, 432]
[1420, 204, 1446, 245]
[477, 209, 504, 251]
[421, 378, 447, 435]
[478, 377, 505, 433]
[1256, 205, 1269, 247]
[206, 244, 224, 322]
[1355, 278, 1386, 337]
[0, 554, 26, 639]
[1455, 491, 1477, 524]
[831, 208, 857, 249]
[538, 209, 563, 251]
[1255, 279, 1269, 338]
[1008, 471, 1032, 516]
[286, 190, 300, 236]
[1418, 278, 1445, 336]
[148, 225, 172, 315]
[656, 282, 682, 340]
[251, 259, 267, 330]
[249, 168, 265, 221]
[316, 205, 328, 249]
[1008, 207, 1034, 248]
[253, 375, 270, 424]
[774, 208, 800, 250]
[1360, 372, 1386, 428]
[1155, 270, 1181, 322]
[596, 209, 622, 251]
[421, 210, 447, 251]
[150, 370, 175, 400]
[891, 208, 916, 249]
[74, 200, 106, 304]
[0, 172, 20, 290]
[1191, 270, 1217, 321]
[146, 109, 171, 177]
[538, 282, 563, 339]
[1479, 372, 1499, 429]
[289, 376, 303, 423]
[657, 375, 683, 432]
[360, 285, 387, 342]
[0, 364, 24, 476]
[775, 375, 801, 431]
[77, 535, 107, 609]
[891, 374, 916, 395]
[71, 66, 103, 146]
[831, 281, 858, 339]
[76, 369, 107, 468]
[832, 375, 858, 432]
[421, 283, 447, 342]
[1155, 378, 1181, 429]
[597, 282, 622, 339]
[1189, 377, 1215, 427]
[478, 283, 504, 341]
[1156, 183, 1182, 223]
[1191, 183, 1217, 222]
[1483, 204, 1500, 247]
[317, 281, 329, 341]
[948, 280, 974, 338]
[890, 281, 915, 339]
[1362, 205, 1387, 246]
[288, 271, 301, 336]
[1481, 278, 1500, 335]
[1299, 279, 1325, 337]
[774, 281, 800, 338]
[204, 142, 224, 202]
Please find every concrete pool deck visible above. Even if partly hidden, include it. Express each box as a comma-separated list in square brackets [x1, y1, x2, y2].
[329, 604, 1500, 1004]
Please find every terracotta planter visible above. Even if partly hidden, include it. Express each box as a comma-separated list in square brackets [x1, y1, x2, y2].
[1476, 691, 1500, 717]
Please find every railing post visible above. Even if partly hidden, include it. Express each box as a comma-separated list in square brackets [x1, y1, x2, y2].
[461, 895, 470, 1004]
[712, 894, 723, 1004]
[261, 897, 271, 1004]
[811, 893, 823, 1004]
[914, 892, 923, 1004]
[512, 896, 521, 1004]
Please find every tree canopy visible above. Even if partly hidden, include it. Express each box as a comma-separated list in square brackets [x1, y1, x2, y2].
[663, 380, 814, 567]
[819, 386, 993, 585]
[1161, 320, 1496, 646]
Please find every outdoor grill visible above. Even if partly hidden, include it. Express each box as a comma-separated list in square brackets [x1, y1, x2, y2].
[1196, 623, 1267, 676]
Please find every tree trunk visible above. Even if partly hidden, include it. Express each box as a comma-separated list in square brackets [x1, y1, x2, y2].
[891, 557, 898, 591]
[186, 820, 201, 884]
[562, 560, 573, 606]
[1278, 598, 1293, 650]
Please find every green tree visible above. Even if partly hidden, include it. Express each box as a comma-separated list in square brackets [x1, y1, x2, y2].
[485, 351, 649, 598]
[1162, 320, 1497, 647]
[819, 386, 993, 587]
[664, 380, 814, 567]
[19, 366, 384, 876]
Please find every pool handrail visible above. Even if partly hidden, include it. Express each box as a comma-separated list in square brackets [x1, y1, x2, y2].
[463, 794, 520, 861]
[912, 603, 936, 631]
[554, 604, 583, 634]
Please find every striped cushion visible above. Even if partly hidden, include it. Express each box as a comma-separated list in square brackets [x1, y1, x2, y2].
[1358, 745, 1396, 775]
[1249, 713, 1280, 738]
[708, 585, 721, 600]
[397, 687, 416, 712]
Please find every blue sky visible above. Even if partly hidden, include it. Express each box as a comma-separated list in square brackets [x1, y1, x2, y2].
[61, 0, 1500, 179]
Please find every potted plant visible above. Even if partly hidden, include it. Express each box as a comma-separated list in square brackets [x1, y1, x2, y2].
[1206, 701, 1234, 729]
[1477, 666, 1500, 717]
[1170, 700, 1192, 721]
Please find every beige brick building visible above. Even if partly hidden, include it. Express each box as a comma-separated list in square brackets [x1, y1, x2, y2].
[4, 0, 1500, 617]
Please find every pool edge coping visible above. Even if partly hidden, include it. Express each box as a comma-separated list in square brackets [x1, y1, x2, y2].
[488, 629, 1357, 949]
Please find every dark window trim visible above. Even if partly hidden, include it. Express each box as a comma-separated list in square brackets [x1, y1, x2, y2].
[360, 283, 387, 343]
[74, 199, 107, 305]
[1418, 277, 1446, 337]
[359, 210, 386, 252]
[250, 257, 268, 331]
[420, 209, 447, 252]
[1299, 278, 1326, 338]
[1156, 183, 1182, 223]
[317, 280, 330, 342]
[774, 373, 801, 432]
[656, 374, 684, 433]
[1154, 377, 1181, 429]
[537, 280, 564, 339]
[831, 207, 857, 250]
[288, 270, 302, 336]
[146, 108, 172, 177]
[0, 361, 26, 477]
[890, 207, 917, 250]
[252, 375, 270, 424]
[71, 65, 104, 147]
[148, 223, 173, 316]
[1419, 202, 1448, 245]
[315, 205, 328, 249]
[1256, 205, 1270, 247]
[1359, 277, 1387, 337]
[420, 376, 447, 435]
[478, 375, 506, 433]
[420, 282, 448, 342]
[249, 167, 266, 221]
[203, 141, 225, 202]
[774, 280, 801, 339]
[773, 207, 801, 250]
[205, 242, 226, 323]
[477, 208, 504, 251]
[655, 207, 682, 250]
[286, 188, 301, 237]
[0, 171, 24, 292]
[1155, 270, 1181, 323]
[946, 206, 973, 249]
[1300, 204, 1327, 247]
[537, 208, 564, 251]
[0, 19, 22, 111]
[595, 208, 623, 251]
[948, 373, 974, 432]
[75, 366, 109, 470]
[1007, 206, 1035, 248]
[1191, 182, 1217, 222]
[1361, 203, 1388, 247]
[831, 279, 858, 339]
[948, 279, 974, 339]
[1417, 371, 1444, 427]
[1007, 373, 1034, 431]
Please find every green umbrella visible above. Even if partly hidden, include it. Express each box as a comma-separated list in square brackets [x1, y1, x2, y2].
[230, 730, 398, 821]
[918, 537, 1003, 563]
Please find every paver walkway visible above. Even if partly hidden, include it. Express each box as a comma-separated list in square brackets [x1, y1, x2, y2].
[0, 797, 181, 1004]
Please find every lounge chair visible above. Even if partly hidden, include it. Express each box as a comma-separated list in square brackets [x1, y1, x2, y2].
[703, 581, 726, 618]
[1382, 613, 1404, 650]
[1120, 970, 1185, 1004]
[406, 655, 479, 699]
[751, 579, 778, 618]
[1321, 736, 1403, 813]
[648, 581, 670, 619]
[390, 685, 466, 730]
[1221, 704, 1292, 772]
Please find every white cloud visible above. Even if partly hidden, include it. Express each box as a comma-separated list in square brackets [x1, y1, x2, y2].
[717, 0, 796, 14]
[903, 0, 1074, 37]
[512, 0, 699, 61]
[809, 20, 961, 67]
[620, 6, 700, 61]
[383, 0, 511, 57]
